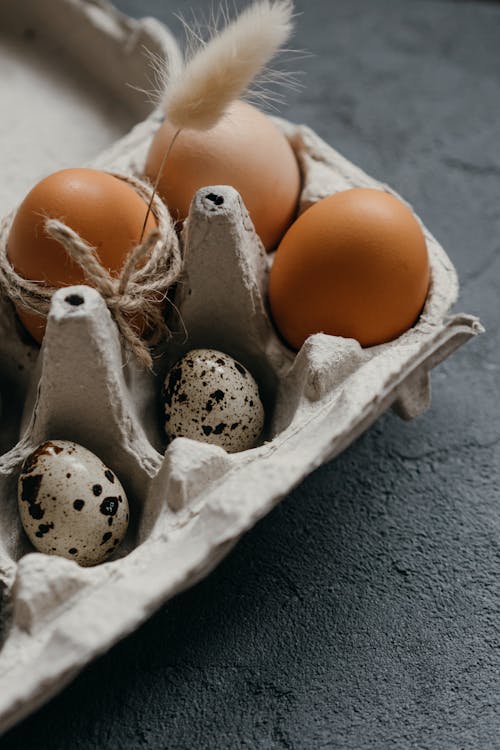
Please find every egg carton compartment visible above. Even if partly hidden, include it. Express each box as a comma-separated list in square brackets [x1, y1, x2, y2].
[0, 0, 180, 458]
[0, 0, 482, 734]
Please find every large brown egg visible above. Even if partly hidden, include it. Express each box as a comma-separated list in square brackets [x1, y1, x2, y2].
[268, 188, 430, 350]
[7, 168, 157, 343]
[144, 100, 301, 251]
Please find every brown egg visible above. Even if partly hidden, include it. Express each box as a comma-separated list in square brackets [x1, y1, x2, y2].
[268, 188, 430, 350]
[7, 168, 157, 343]
[144, 100, 301, 251]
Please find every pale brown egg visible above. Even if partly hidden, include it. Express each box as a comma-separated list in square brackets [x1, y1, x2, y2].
[268, 188, 431, 350]
[7, 168, 157, 343]
[144, 100, 301, 251]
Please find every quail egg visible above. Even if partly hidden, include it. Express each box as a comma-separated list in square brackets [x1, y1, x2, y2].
[163, 349, 265, 453]
[18, 440, 129, 566]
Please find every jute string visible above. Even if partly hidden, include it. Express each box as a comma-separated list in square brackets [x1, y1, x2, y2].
[0, 174, 182, 369]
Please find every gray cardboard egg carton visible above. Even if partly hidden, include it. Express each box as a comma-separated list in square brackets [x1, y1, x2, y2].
[0, 0, 482, 733]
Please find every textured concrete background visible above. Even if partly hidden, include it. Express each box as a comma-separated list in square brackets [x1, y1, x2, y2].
[4, 0, 499, 747]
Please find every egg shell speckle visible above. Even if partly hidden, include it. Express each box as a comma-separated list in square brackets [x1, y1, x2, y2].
[163, 349, 265, 453]
[18, 440, 129, 567]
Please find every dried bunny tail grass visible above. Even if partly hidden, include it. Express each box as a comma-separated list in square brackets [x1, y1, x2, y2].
[139, 1, 298, 242]
[163, 0, 295, 131]
[0, 175, 183, 370]
[129, 45, 185, 109]
[244, 64, 304, 112]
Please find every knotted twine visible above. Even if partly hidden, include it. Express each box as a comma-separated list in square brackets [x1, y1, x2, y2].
[0, 174, 182, 370]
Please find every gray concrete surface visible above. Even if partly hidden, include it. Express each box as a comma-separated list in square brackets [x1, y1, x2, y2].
[3, 0, 499, 747]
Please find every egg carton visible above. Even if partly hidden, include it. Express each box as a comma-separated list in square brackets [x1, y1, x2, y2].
[0, 0, 482, 734]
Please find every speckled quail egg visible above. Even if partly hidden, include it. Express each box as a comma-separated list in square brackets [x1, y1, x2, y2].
[18, 440, 129, 566]
[163, 349, 265, 453]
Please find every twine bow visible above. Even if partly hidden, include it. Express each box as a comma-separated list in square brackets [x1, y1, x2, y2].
[0, 175, 183, 370]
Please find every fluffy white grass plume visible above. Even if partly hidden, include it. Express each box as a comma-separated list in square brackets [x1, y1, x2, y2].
[163, 0, 295, 131]
[139, 1, 295, 241]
